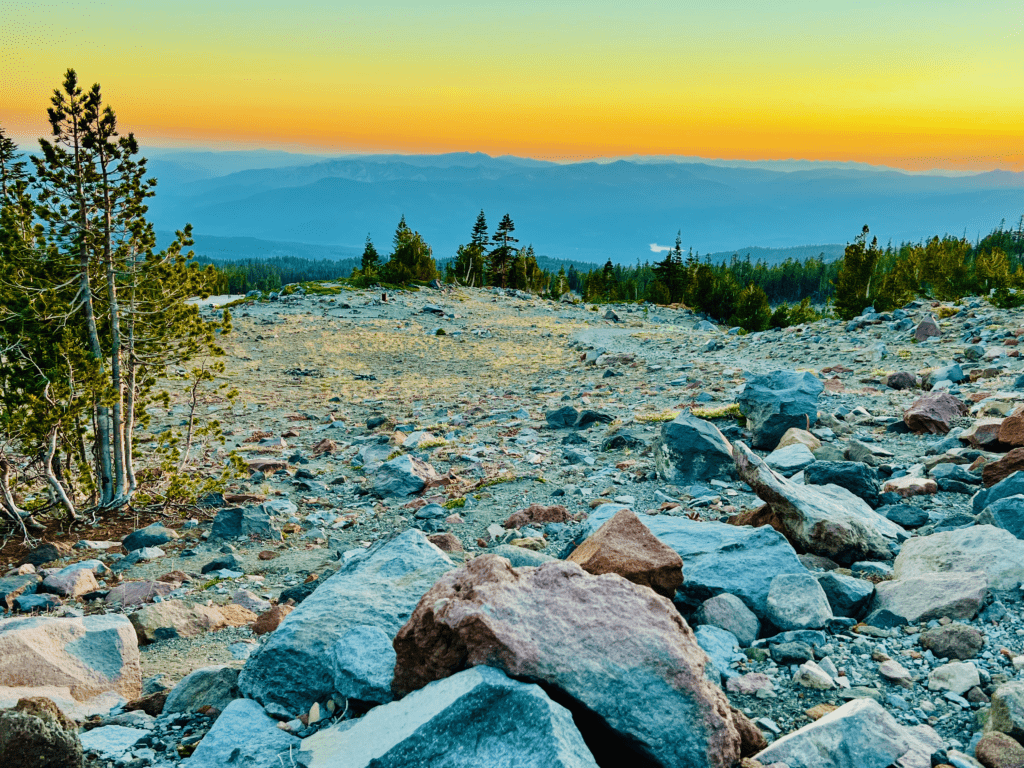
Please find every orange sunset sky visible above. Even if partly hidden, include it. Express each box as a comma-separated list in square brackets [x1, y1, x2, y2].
[2, 0, 1022, 171]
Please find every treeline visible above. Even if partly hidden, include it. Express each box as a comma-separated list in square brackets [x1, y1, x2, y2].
[205, 256, 359, 294]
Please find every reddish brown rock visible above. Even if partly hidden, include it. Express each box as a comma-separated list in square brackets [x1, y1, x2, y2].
[157, 571, 190, 585]
[904, 393, 969, 435]
[731, 707, 769, 757]
[503, 503, 574, 529]
[104, 580, 175, 607]
[883, 371, 917, 391]
[1000, 414, 1024, 448]
[567, 508, 683, 597]
[218, 604, 258, 627]
[257, 550, 279, 561]
[882, 476, 939, 499]
[915, 315, 941, 341]
[125, 689, 168, 717]
[393, 555, 742, 768]
[920, 623, 985, 660]
[427, 532, 463, 553]
[984, 447, 1024, 487]
[976, 731, 1024, 768]
[962, 418, 1006, 450]
[251, 604, 294, 636]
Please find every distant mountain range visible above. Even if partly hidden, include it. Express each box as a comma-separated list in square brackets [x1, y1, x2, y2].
[143, 149, 1024, 266]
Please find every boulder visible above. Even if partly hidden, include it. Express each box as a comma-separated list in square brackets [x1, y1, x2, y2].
[653, 413, 735, 484]
[813, 571, 874, 619]
[737, 370, 823, 449]
[872, 572, 989, 623]
[765, 443, 816, 477]
[733, 442, 905, 565]
[210, 505, 281, 541]
[694, 625, 745, 683]
[129, 600, 230, 644]
[40, 568, 97, 599]
[924, 363, 966, 388]
[991, 681, 1024, 742]
[882, 504, 930, 529]
[0, 574, 41, 610]
[893, 525, 1024, 590]
[919, 623, 985, 661]
[504, 503, 574, 529]
[583, 505, 807, 620]
[984, 448, 1024, 487]
[372, 455, 440, 497]
[392, 555, 744, 768]
[962, 418, 1006, 450]
[546, 405, 580, 429]
[999, 414, 1024, 448]
[252, 604, 293, 636]
[765, 573, 833, 630]
[694, 594, 760, 647]
[104, 580, 175, 607]
[0, 699, 83, 768]
[975, 732, 1024, 768]
[238, 530, 453, 717]
[882, 476, 938, 498]
[915, 315, 941, 341]
[754, 698, 911, 768]
[903, 393, 968, 435]
[567, 509, 683, 597]
[804, 461, 881, 508]
[301, 666, 599, 768]
[981, 495, 1024, 539]
[927, 661, 979, 695]
[974, 472, 1024, 515]
[0, 615, 140, 701]
[777, 428, 822, 452]
[186, 698, 301, 768]
[121, 523, 178, 552]
[163, 665, 239, 714]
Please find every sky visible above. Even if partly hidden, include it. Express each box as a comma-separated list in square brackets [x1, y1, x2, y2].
[2, 0, 1022, 171]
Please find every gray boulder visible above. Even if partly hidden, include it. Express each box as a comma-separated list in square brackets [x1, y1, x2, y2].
[804, 461, 881, 508]
[210, 505, 281, 541]
[654, 413, 735, 484]
[734, 442, 906, 565]
[737, 370, 823, 449]
[238, 530, 453, 717]
[754, 698, 911, 768]
[694, 625, 745, 683]
[546, 406, 580, 429]
[990, 681, 1024, 742]
[694, 593, 760, 647]
[122, 523, 178, 552]
[300, 666, 598, 768]
[893, 525, 1024, 590]
[765, 443, 816, 477]
[765, 573, 833, 630]
[372, 455, 437, 497]
[164, 665, 239, 714]
[813, 572, 874, 619]
[981, 494, 1024, 539]
[583, 505, 807, 620]
[186, 699, 300, 768]
[872, 572, 989, 623]
[973, 471, 1024, 514]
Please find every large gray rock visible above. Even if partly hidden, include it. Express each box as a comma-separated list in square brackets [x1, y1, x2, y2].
[734, 442, 905, 565]
[372, 455, 438, 497]
[765, 573, 833, 630]
[754, 698, 912, 768]
[765, 443, 816, 477]
[871, 572, 989, 623]
[546, 406, 580, 429]
[584, 505, 807, 620]
[210, 505, 281, 541]
[238, 530, 453, 717]
[737, 370, 823, 449]
[186, 698, 300, 768]
[990, 681, 1024, 742]
[981, 495, 1024, 539]
[813, 571, 874, 619]
[0, 573, 41, 610]
[653, 413, 735, 484]
[300, 666, 598, 768]
[164, 665, 239, 714]
[694, 593, 760, 647]
[122, 523, 178, 552]
[893, 525, 1024, 591]
[973, 471, 1024, 514]
[804, 461, 881, 508]
[694, 625, 745, 683]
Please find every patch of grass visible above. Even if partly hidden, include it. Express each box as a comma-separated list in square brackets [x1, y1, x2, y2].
[200, 577, 223, 590]
[936, 306, 960, 319]
[221, 297, 255, 309]
[635, 409, 681, 423]
[386, 449, 404, 461]
[443, 497, 466, 509]
[418, 439, 448, 450]
[478, 474, 518, 489]
[691, 403, 743, 421]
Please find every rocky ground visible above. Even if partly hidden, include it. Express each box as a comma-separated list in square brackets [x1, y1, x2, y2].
[4, 284, 1024, 768]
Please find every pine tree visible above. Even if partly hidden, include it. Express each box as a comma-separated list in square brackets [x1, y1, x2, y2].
[833, 226, 883, 320]
[488, 213, 518, 288]
[361, 234, 380, 274]
[381, 216, 437, 284]
[471, 210, 488, 249]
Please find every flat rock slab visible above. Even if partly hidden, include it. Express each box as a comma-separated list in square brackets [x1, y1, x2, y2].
[80, 725, 151, 760]
[0, 614, 141, 702]
[238, 529, 453, 718]
[893, 525, 1024, 591]
[393, 555, 743, 768]
[872, 572, 989, 623]
[301, 666, 599, 768]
